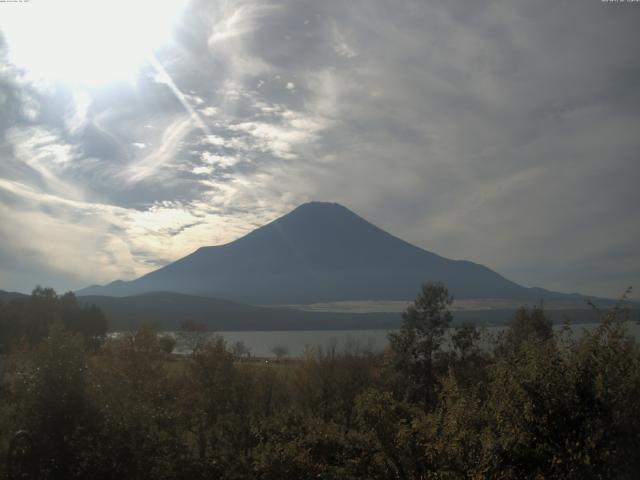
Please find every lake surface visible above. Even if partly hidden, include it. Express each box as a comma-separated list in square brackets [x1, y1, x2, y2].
[167, 322, 640, 358]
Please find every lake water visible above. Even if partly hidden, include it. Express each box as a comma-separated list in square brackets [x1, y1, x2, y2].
[167, 322, 640, 358]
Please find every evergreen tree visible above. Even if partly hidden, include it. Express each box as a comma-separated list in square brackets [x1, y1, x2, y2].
[388, 282, 453, 406]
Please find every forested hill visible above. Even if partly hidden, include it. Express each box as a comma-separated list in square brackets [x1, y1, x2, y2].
[0, 290, 27, 303]
[2, 288, 632, 333]
[77, 292, 400, 331]
[0, 287, 106, 350]
[77, 291, 623, 331]
[77, 202, 591, 305]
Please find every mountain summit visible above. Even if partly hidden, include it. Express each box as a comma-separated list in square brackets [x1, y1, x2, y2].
[78, 202, 563, 304]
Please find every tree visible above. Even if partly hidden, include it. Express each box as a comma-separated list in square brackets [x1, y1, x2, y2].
[91, 324, 184, 479]
[19, 323, 97, 479]
[271, 345, 289, 362]
[23, 286, 59, 344]
[451, 322, 481, 360]
[450, 321, 487, 387]
[178, 335, 244, 467]
[0, 288, 107, 350]
[159, 335, 177, 355]
[388, 282, 453, 406]
[231, 340, 250, 360]
[177, 320, 209, 356]
[59, 292, 107, 351]
[293, 340, 375, 427]
[495, 305, 553, 357]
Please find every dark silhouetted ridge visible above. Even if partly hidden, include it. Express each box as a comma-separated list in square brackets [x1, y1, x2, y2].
[77, 202, 582, 304]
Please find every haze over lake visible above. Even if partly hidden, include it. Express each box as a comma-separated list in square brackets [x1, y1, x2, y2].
[168, 322, 640, 358]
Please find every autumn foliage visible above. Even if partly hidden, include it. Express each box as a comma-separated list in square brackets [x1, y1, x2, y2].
[0, 283, 639, 479]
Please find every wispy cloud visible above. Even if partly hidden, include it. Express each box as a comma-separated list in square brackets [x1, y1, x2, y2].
[123, 114, 195, 183]
[0, 0, 638, 298]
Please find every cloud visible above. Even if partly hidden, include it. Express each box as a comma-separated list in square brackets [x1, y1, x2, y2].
[3, 126, 84, 199]
[0, 0, 638, 299]
[0, 176, 281, 292]
[229, 108, 325, 159]
[65, 91, 92, 135]
[123, 114, 195, 183]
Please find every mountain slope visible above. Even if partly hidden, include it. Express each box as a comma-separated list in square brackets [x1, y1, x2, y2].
[0, 290, 28, 303]
[77, 202, 575, 304]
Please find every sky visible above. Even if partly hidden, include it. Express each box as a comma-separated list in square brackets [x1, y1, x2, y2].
[0, 0, 638, 300]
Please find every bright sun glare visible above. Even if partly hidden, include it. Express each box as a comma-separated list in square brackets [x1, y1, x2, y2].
[1, 0, 188, 86]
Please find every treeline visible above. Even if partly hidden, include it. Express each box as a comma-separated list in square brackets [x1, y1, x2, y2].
[0, 283, 639, 479]
[0, 287, 107, 352]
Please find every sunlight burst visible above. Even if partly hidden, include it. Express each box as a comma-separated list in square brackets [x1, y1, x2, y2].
[0, 0, 188, 86]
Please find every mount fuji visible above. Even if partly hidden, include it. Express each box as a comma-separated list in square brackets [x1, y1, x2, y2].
[77, 202, 580, 305]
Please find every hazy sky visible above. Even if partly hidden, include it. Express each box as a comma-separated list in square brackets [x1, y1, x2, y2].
[0, 0, 638, 299]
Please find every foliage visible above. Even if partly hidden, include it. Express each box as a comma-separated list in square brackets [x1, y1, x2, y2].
[176, 320, 209, 356]
[231, 340, 251, 360]
[387, 281, 453, 406]
[0, 287, 107, 351]
[14, 323, 98, 479]
[495, 304, 553, 356]
[1, 284, 639, 479]
[159, 335, 177, 355]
